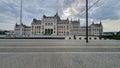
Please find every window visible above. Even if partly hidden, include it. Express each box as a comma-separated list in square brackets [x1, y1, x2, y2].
[67, 26, 69, 30]
[37, 26, 39, 28]
[45, 23, 47, 25]
[32, 26, 34, 28]
[54, 25, 55, 30]
[42, 25, 44, 29]
[48, 23, 50, 26]
[67, 32, 69, 35]
[99, 37, 102, 40]
[89, 37, 92, 40]
[69, 37, 71, 40]
[94, 38, 97, 40]
[51, 23, 53, 26]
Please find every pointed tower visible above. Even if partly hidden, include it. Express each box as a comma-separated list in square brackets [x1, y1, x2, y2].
[71, 18, 72, 22]
[15, 22, 18, 26]
[55, 11, 58, 17]
[100, 20, 102, 25]
[78, 18, 80, 26]
[55, 11, 60, 20]
[55, 10, 59, 17]
[67, 18, 69, 20]
[99, 20, 103, 36]
[92, 21, 94, 25]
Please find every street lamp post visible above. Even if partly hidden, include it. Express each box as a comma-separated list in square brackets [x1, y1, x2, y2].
[20, 0, 23, 36]
[86, 0, 88, 43]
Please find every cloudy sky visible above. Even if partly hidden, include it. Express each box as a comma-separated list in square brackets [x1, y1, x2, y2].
[0, 0, 120, 32]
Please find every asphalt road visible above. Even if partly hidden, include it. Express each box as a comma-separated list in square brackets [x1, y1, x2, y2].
[0, 39, 120, 52]
[0, 39, 120, 68]
[0, 39, 120, 46]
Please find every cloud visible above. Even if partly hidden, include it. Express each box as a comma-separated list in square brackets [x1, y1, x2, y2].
[0, 0, 120, 32]
[62, 6, 79, 19]
[0, 13, 17, 30]
[61, 0, 85, 19]
[89, 0, 120, 20]
[102, 19, 120, 32]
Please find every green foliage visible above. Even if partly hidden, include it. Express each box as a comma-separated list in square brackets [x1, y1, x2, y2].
[0, 31, 6, 35]
[101, 35, 120, 40]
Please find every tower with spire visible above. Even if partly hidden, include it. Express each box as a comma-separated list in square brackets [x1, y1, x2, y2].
[14, 10, 103, 36]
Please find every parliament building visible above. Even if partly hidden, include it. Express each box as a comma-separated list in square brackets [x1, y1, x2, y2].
[14, 12, 103, 36]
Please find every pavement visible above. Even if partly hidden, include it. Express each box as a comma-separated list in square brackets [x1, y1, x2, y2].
[0, 39, 120, 52]
[0, 39, 120, 46]
[0, 39, 120, 68]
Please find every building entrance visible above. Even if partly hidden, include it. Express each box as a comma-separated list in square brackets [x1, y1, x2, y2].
[45, 29, 53, 35]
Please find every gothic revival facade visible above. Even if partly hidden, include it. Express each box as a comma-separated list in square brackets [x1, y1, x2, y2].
[14, 13, 103, 36]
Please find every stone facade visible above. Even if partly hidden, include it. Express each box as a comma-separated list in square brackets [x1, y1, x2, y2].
[14, 23, 31, 36]
[14, 13, 103, 36]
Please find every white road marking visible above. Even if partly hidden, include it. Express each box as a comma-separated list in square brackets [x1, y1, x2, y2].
[0, 52, 120, 54]
[0, 46, 120, 48]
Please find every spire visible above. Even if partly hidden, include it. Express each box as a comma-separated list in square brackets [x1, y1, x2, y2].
[21, 22, 23, 26]
[56, 9, 59, 15]
[43, 15, 46, 18]
[100, 20, 103, 27]
[78, 18, 80, 26]
[71, 18, 72, 21]
[55, 11, 59, 17]
[15, 22, 18, 26]
[33, 18, 37, 22]
[67, 18, 69, 20]
[55, 11, 61, 20]
[92, 21, 94, 25]
[100, 20, 102, 25]
[56, 11, 58, 16]
[78, 18, 80, 22]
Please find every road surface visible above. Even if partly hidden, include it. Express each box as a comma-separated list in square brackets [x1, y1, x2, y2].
[0, 39, 120, 68]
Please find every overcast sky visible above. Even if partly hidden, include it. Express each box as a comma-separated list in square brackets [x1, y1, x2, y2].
[0, 0, 120, 32]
